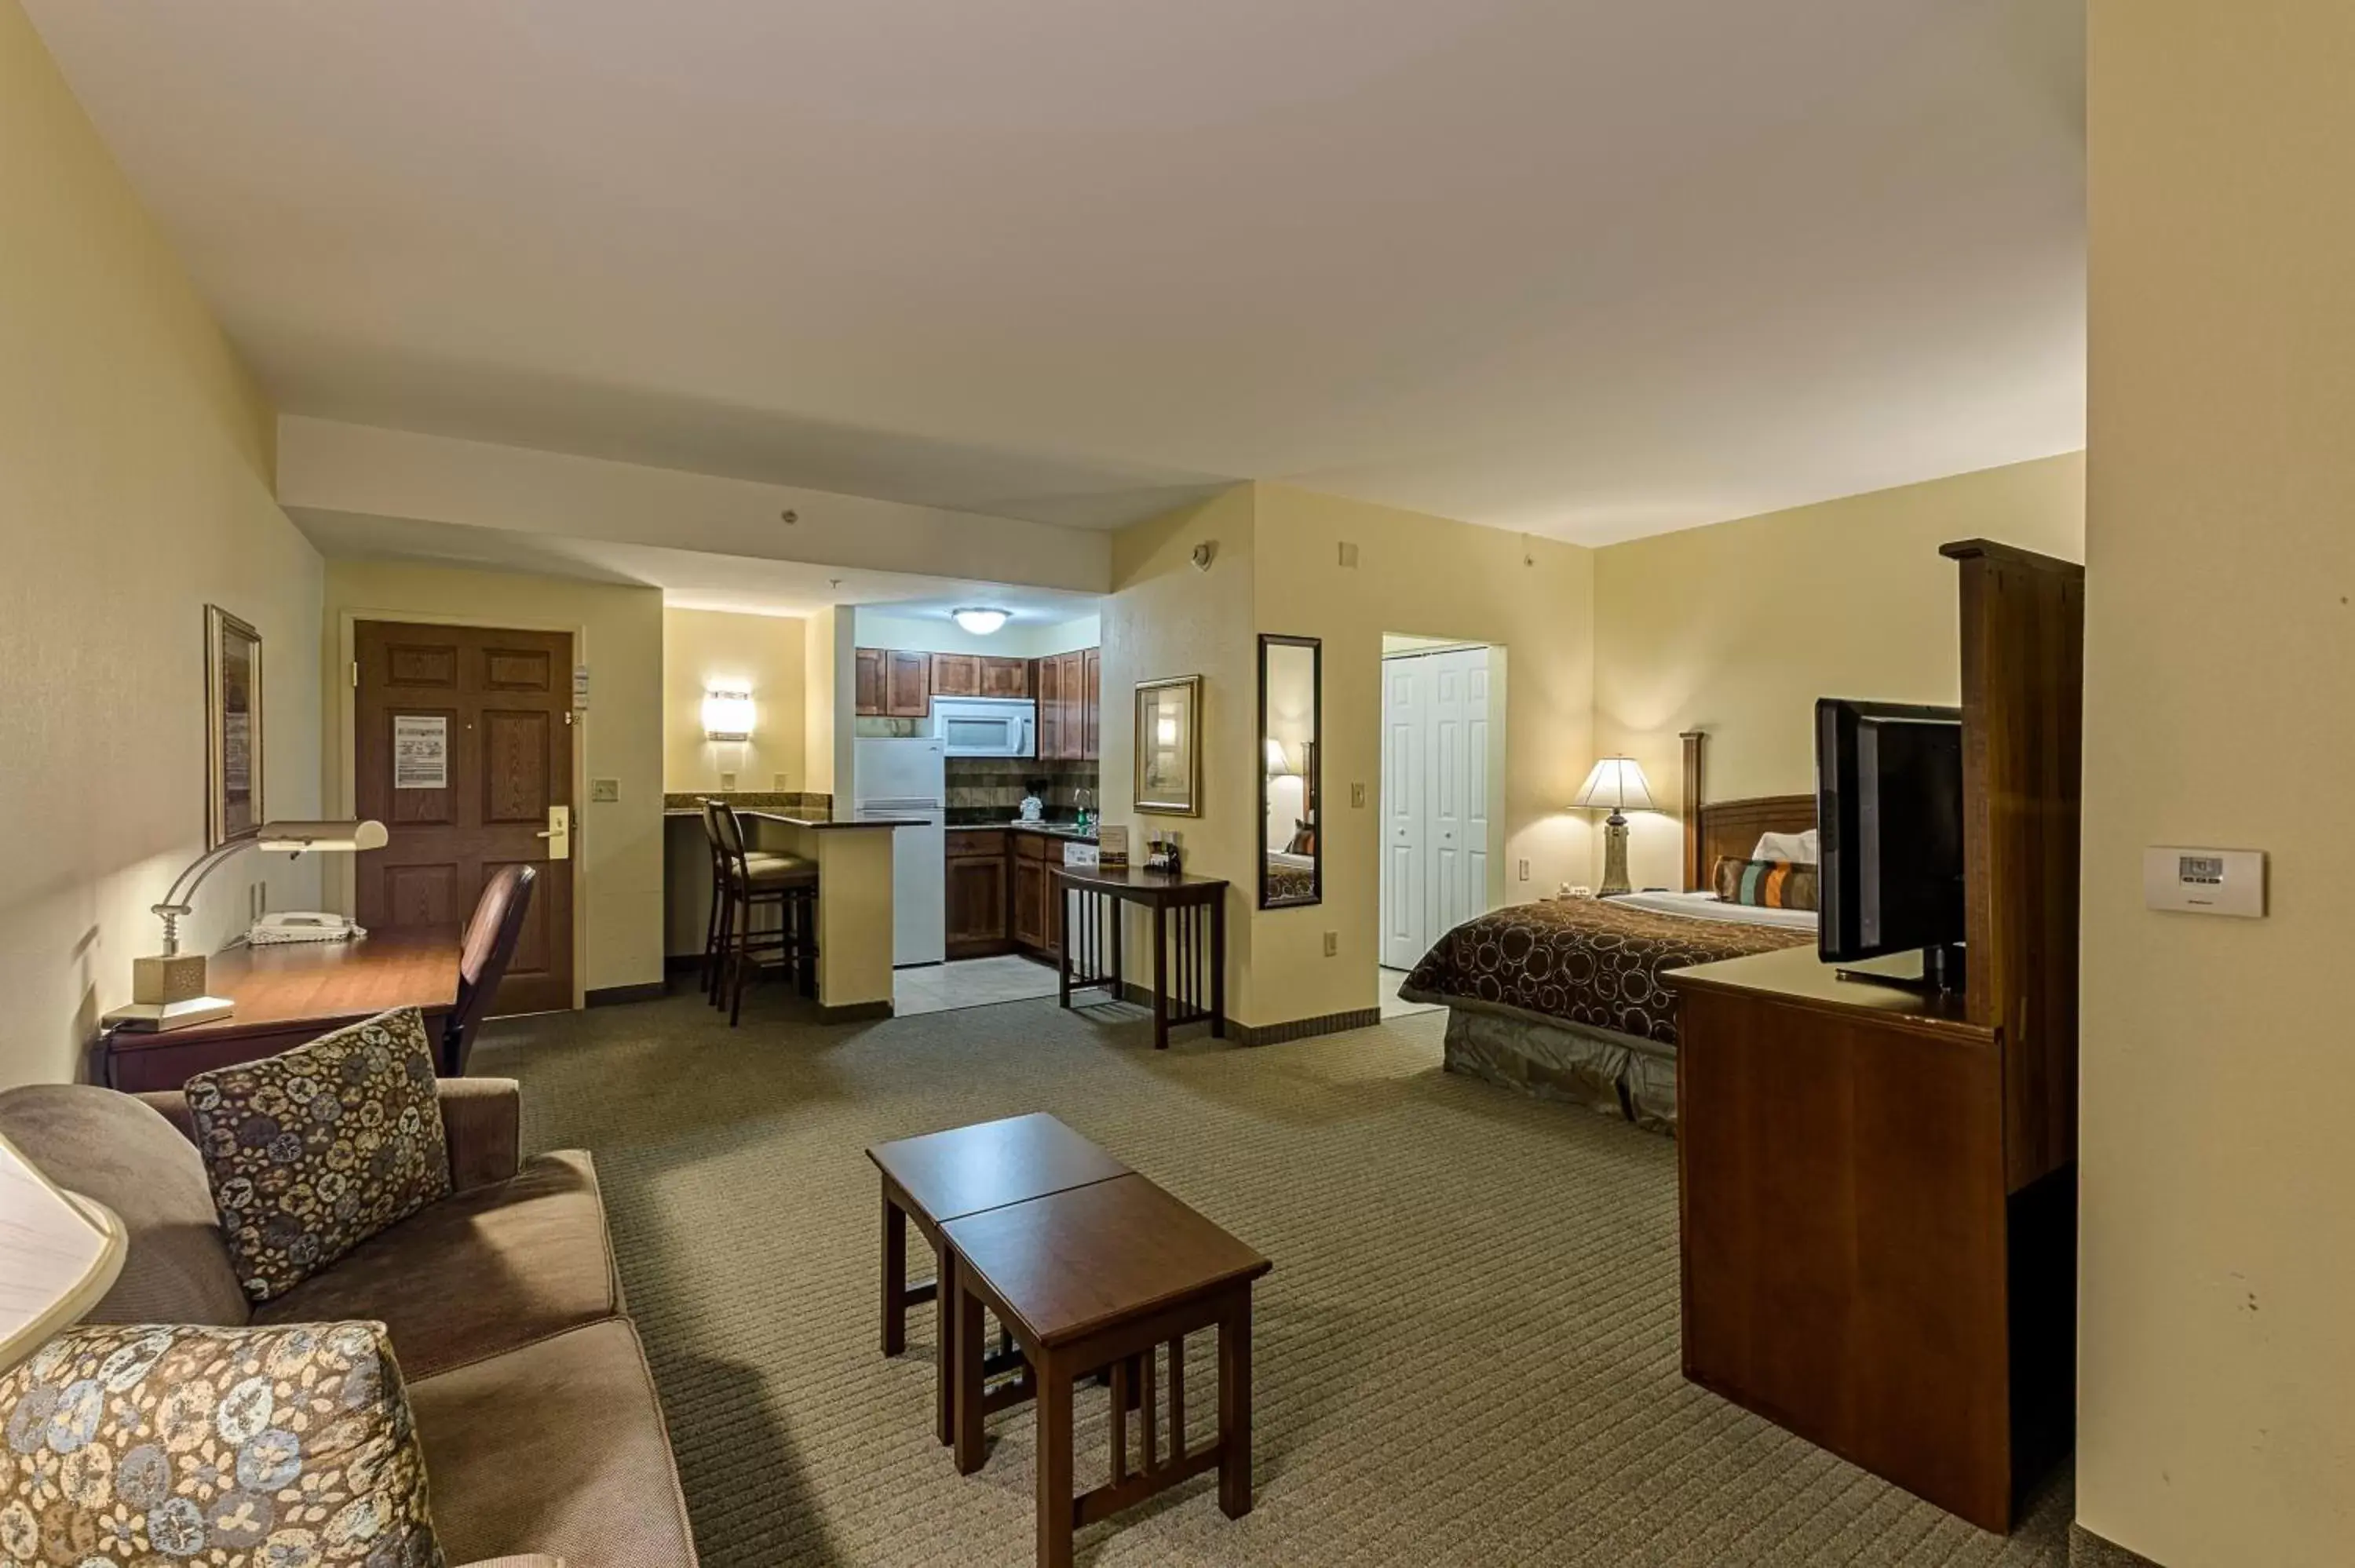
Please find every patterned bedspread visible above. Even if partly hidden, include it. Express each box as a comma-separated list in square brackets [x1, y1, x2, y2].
[1398, 897, 1813, 1047]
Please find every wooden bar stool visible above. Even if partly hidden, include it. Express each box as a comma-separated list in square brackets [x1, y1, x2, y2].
[709, 800, 819, 1025]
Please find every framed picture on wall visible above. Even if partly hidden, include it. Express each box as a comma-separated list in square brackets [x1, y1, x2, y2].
[1134, 674, 1202, 816]
[206, 605, 263, 845]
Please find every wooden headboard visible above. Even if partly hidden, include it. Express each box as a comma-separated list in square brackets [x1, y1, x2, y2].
[1679, 731, 1816, 892]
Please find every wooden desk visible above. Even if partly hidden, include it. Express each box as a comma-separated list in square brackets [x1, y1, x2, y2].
[94, 928, 463, 1092]
[1664, 946, 2074, 1533]
[1053, 866, 1227, 1048]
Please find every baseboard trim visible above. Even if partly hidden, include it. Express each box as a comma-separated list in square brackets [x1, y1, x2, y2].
[586, 982, 669, 1008]
[2070, 1524, 2167, 1567]
[1232, 1008, 1382, 1046]
[815, 1000, 894, 1023]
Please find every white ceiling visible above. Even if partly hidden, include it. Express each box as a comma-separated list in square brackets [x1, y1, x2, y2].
[290, 507, 1103, 622]
[27, 0, 2083, 544]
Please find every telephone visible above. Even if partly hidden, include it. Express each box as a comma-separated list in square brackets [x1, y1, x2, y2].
[248, 911, 364, 946]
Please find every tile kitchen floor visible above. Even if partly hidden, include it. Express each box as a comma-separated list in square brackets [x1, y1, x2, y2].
[893, 954, 1064, 1017]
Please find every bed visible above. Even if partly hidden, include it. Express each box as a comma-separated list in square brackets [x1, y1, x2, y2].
[1397, 732, 1816, 1132]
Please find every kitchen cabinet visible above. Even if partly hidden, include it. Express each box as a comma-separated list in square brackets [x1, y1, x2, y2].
[885, 650, 932, 717]
[1082, 647, 1101, 760]
[980, 657, 1030, 698]
[931, 653, 981, 698]
[1028, 647, 1101, 761]
[853, 647, 888, 717]
[944, 829, 1011, 958]
[1010, 831, 1060, 957]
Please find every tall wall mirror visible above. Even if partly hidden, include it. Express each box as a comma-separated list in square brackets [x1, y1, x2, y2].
[1258, 634, 1322, 908]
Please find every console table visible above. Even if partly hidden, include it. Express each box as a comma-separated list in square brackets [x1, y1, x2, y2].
[1052, 866, 1227, 1048]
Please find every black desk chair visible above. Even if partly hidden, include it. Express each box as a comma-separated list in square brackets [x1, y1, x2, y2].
[445, 863, 537, 1075]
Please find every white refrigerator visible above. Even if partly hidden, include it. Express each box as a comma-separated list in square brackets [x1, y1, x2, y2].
[853, 736, 946, 968]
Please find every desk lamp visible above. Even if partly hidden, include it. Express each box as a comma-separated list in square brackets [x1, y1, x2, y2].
[103, 819, 388, 1032]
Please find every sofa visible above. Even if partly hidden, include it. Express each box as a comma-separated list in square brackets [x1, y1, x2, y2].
[0, 1076, 699, 1568]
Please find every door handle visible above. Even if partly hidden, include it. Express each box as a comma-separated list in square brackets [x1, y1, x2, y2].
[538, 805, 571, 861]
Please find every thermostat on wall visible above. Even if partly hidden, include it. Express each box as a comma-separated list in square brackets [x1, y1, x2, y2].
[2143, 846, 2267, 918]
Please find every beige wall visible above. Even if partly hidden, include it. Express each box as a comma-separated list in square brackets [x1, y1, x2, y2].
[663, 607, 807, 793]
[2077, 3, 2354, 1563]
[853, 608, 1100, 659]
[1250, 485, 1596, 1024]
[0, 0, 323, 1088]
[1101, 484, 1596, 1029]
[1594, 453, 2084, 888]
[319, 560, 665, 997]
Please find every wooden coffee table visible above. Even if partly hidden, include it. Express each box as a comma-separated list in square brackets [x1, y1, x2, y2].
[945, 1173, 1271, 1568]
[866, 1114, 1130, 1445]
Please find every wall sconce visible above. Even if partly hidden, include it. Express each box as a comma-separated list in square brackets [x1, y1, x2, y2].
[703, 688, 754, 742]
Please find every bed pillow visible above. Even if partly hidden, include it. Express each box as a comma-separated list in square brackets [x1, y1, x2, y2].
[185, 1008, 452, 1304]
[1714, 855, 1820, 911]
[1751, 828, 1820, 866]
[0, 1319, 443, 1566]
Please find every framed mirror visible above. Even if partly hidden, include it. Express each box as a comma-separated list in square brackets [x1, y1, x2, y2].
[1258, 634, 1321, 908]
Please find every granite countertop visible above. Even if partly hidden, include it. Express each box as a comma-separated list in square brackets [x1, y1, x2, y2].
[951, 821, 1101, 843]
[662, 808, 922, 830]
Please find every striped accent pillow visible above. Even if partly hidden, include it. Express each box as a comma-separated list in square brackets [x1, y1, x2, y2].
[1712, 855, 1819, 911]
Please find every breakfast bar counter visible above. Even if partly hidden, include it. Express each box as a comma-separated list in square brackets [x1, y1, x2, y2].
[663, 808, 919, 1019]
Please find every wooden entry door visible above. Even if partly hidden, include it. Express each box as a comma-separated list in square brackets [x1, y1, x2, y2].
[354, 621, 575, 1016]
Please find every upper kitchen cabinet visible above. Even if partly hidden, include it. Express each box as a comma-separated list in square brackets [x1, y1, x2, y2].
[931, 653, 1028, 699]
[885, 650, 932, 717]
[1030, 647, 1101, 760]
[856, 647, 935, 717]
[853, 647, 887, 716]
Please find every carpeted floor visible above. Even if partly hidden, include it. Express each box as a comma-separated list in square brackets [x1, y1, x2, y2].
[473, 987, 2070, 1567]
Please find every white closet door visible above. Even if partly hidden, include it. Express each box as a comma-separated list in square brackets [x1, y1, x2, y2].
[1380, 658, 1427, 968]
[1462, 651, 1492, 913]
[1426, 653, 1470, 940]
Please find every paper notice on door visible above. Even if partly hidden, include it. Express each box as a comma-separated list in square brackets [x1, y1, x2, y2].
[393, 715, 448, 789]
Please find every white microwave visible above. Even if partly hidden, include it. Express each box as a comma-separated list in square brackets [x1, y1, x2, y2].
[933, 696, 1036, 757]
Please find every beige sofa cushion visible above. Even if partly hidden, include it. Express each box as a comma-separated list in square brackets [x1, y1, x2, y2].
[185, 1007, 454, 1303]
[409, 1319, 698, 1568]
[257, 1150, 622, 1381]
[0, 1085, 249, 1326]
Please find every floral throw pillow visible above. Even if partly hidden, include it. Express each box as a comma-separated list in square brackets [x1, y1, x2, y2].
[0, 1319, 444, 1566]
[186, 1008, 453, 1304]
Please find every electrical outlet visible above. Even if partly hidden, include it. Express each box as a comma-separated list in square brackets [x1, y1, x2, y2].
[772, 773, 789, 792]
[590, 778, 619, 803]
[1517, 859, 1530, 881]
[718, 771, 738, 792]
[1323, 932, 1338, 957]
[1350, 782, 1366, 808]
[1338, 542, 1360, 568]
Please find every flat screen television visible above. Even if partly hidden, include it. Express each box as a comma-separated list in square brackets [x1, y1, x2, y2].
[1815, 698, 1966, 989]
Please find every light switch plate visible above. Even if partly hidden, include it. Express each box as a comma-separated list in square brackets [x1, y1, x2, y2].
[2143, 846, 2266, 917]
[590, 778, 620, 803]
[1350, 782, 1367, 808]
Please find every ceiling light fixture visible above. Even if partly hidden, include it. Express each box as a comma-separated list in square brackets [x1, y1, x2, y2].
[951, 607, 1011, 636]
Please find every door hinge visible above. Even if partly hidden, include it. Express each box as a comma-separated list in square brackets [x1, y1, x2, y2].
[350, 660, 360, 688]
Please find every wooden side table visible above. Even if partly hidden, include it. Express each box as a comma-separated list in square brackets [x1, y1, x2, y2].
[944, 1174, 1271, 1568]
[1052, 866, 1228, 1048]
[864, 1114, 1129, 1446]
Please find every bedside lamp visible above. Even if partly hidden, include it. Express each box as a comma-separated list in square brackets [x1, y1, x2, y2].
[104, 819, 389, 1034]
[1571, 757, 1656, 898]
[0, 1132, 125, 1373]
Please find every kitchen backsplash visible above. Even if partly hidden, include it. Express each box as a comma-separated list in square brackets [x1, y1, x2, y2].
[945, 759, 1099, 825]
[663, 790, 833, 816]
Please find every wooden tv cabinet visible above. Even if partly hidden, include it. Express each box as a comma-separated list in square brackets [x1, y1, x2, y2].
[1666, 947, 2073, 1532]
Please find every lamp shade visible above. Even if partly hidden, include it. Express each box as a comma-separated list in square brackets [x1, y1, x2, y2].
[254, 819, 389, 853]
[1264, 738, 1294, 775]
[951, 607, 1010, 636]
[703, 689, 755, 741]
[0, 1132, 125, 1373]
[1570, 757, 1658, 813]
